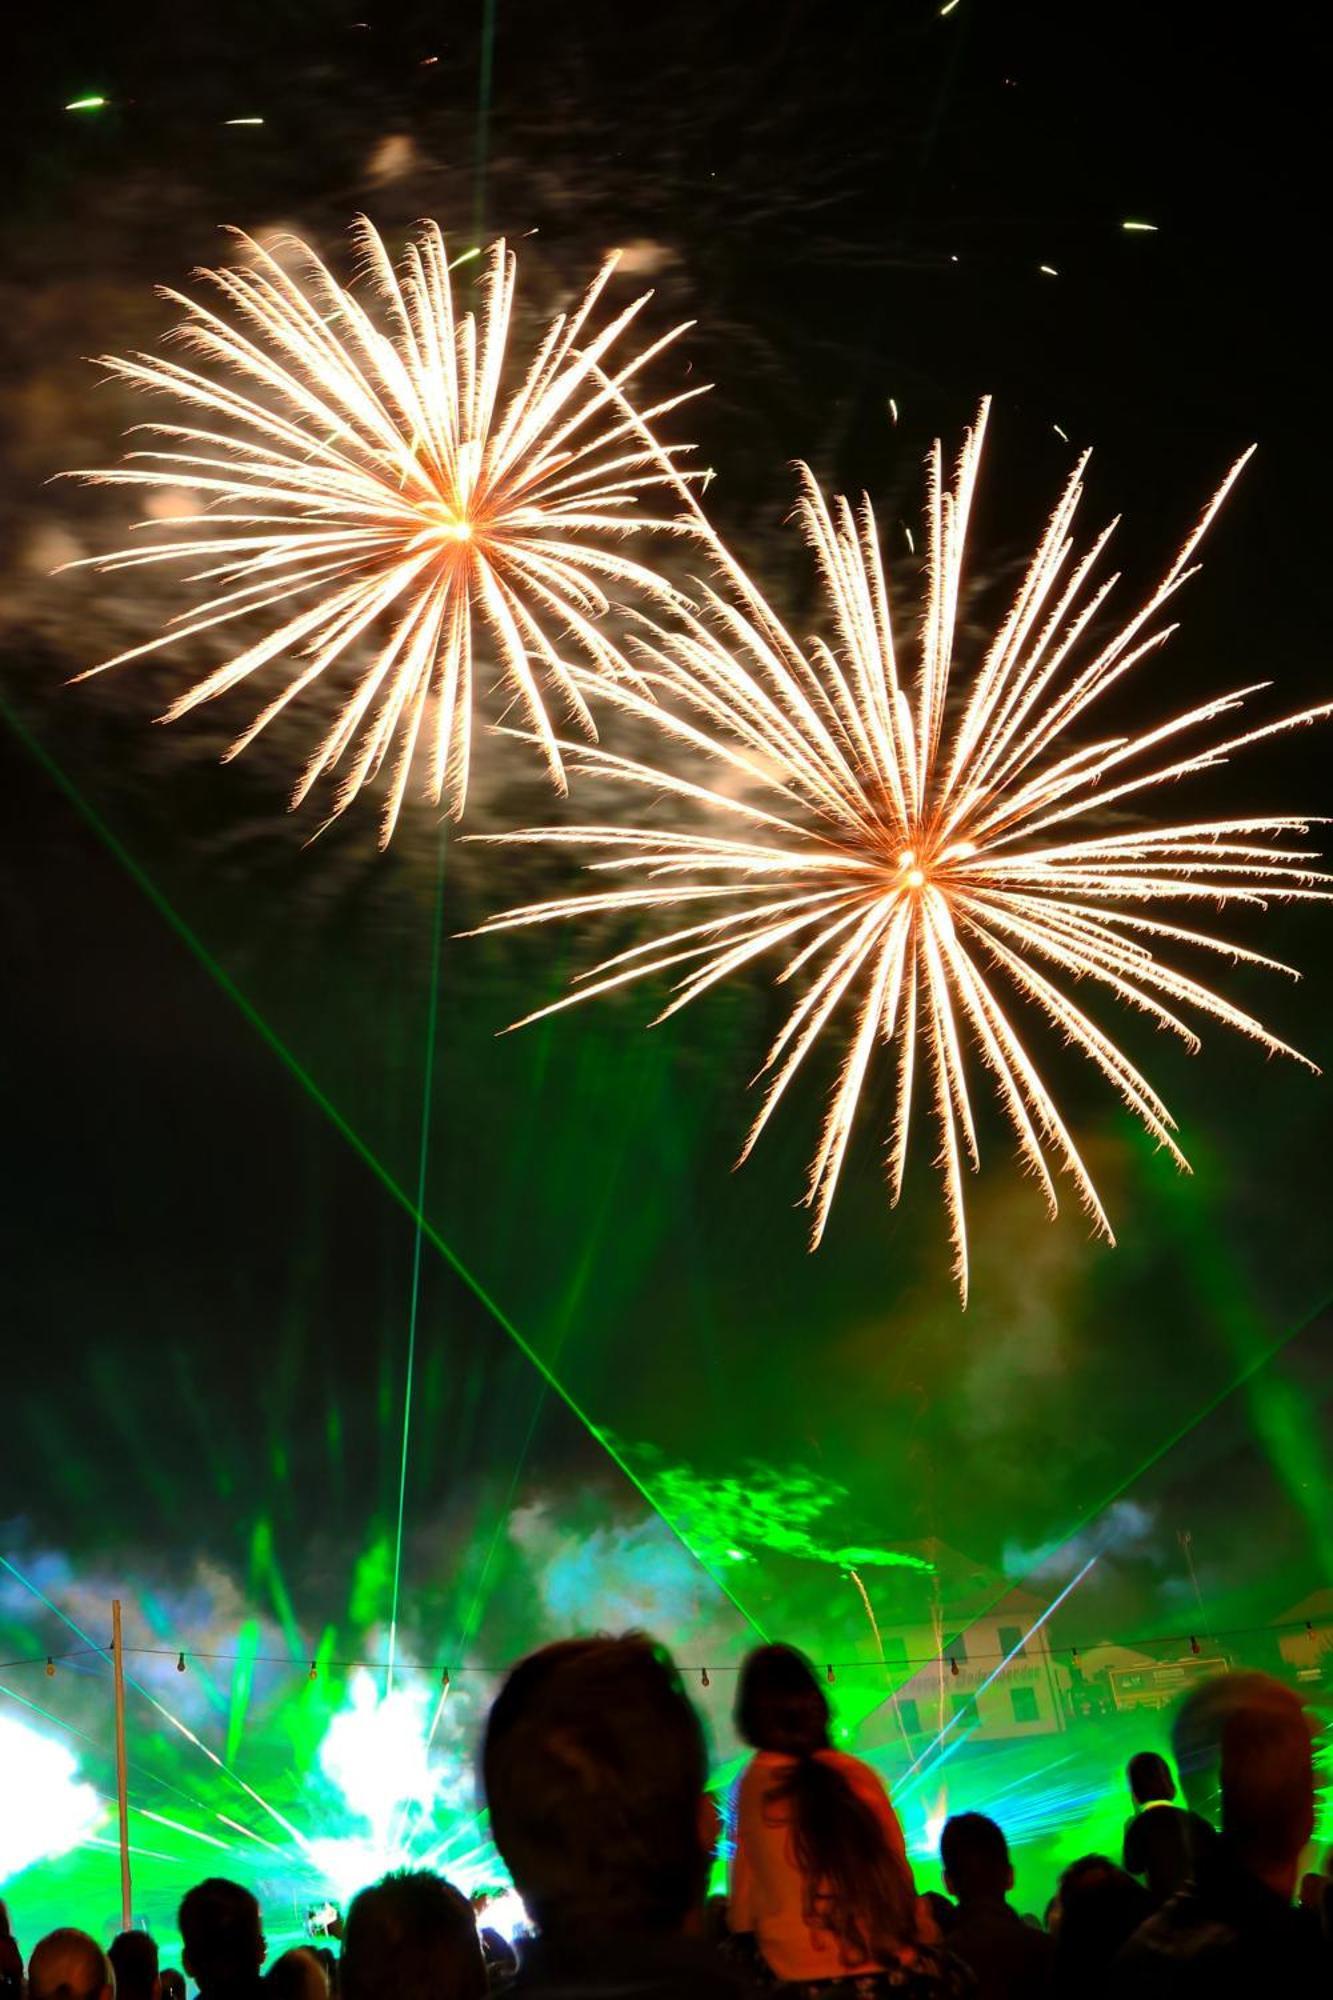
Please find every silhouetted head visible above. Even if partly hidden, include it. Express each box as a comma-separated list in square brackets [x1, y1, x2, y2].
[178, 1880, 265, 1993]
[920, 1891, 956, 1938]
[264, 1949, 327, 2000]
[159, 1971, 187, 2000]
[306, 1950, 337, 1995]
[482, 1633, 710, 1939]
[941, 1813, 1013, 1902]
[1054, 1856, 1151, 1987]
[340, 1872, 483, 2000]
[1172, 1672, 1316, 1895]
[735, 1643, 831, 1755]
[109, 1933, 158, 2000]
[1127, 1751, 1175, 1806]
[28, 1931, 115, 2000]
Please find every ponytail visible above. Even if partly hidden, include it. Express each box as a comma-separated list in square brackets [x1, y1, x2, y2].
[766, 1756, 918, 1964]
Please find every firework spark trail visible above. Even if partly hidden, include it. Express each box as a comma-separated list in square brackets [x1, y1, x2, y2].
[475, 401, 1333, 1299]
[846, 1565, 885, 1658]
[65, 221, 705, 842]
[846, 1567, 915, 1762]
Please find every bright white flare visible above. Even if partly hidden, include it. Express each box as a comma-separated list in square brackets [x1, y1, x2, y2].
[68, 222, 701, 842]
[0, 1714, 103, 1876]
[478, 403, 1331, 1300]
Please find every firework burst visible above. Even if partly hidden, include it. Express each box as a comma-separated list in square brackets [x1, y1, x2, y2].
[476, 402, 1331, 1300]
[66, 221, 702, 842]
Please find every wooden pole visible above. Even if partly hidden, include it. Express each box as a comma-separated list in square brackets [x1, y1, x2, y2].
[111, 1598, 133, 1930]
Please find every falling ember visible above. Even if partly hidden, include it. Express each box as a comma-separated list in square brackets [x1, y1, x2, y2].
[476, 401, 1332, 1302]
[64, 221, 703, 843]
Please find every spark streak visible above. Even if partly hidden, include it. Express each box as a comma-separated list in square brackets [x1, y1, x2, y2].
[477, 401, 1331, 1300]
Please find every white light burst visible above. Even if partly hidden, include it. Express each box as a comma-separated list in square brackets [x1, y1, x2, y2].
[0, 1713, 103, 1877]
[477, 402, 1331, 1300]
[67, 222, 700, 842]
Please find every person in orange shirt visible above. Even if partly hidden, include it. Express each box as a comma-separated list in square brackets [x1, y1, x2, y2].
[727, 1645, 968, 1997]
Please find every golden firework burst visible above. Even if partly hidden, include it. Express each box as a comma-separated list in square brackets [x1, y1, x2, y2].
[67, 221, 702, 841]
[476, 402, 1331, 1299]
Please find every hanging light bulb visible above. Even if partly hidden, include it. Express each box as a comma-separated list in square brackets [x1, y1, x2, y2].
[1189, 1635, 1200, 1656]
[308, 1659, 318, 1680]
[700, 1668, 710, 1688]
[176, 1651, 187, 1673]
[441, 1666, 451, 1690]
[45, 1656, 55, 1677]
[826, 1664, 836, 1684]
[950, 1656, 960, 1678]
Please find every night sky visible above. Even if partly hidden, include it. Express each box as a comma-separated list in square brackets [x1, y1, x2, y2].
[2, 0, 1330, 1937]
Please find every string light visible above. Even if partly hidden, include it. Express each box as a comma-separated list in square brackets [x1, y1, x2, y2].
[3, 1613, 1322, 1684]
[45, 1656, 55, 1677]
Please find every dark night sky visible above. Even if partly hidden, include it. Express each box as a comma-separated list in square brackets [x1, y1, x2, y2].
[2, 0, 1330, 1679]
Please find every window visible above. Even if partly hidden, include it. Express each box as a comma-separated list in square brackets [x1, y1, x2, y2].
[880, 1635, 908, 1670]
[950, 1630, 968, 1664]
[951, 1692, 972, 1722]
[998, 1623, 1028, 1660]
[1010, 1685, 1040, 1724]
[897, 1697, 921, 1735]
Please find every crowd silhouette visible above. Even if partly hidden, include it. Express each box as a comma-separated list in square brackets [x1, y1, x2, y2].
[2, 1639, 1328, 2000]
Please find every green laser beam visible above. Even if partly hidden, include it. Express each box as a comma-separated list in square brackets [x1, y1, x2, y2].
[1150, 1145, 1333, 1580]
[0, 1674, 235, 1830]
[443, 1041, 647, 1683]
[472, 0, 497, 241]
[1010, 1282, 1333, 1604]
[387, 824, 448, 1696]
[0, 1551, 299, 1843]
[1, 696, 765, 1640]
[853, 1283, 1333, 1738]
